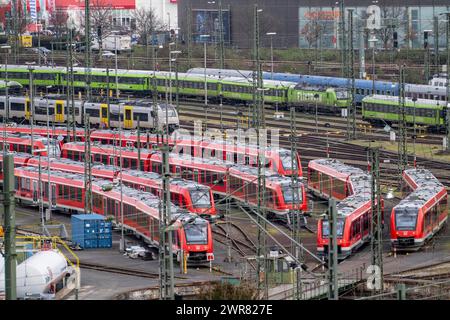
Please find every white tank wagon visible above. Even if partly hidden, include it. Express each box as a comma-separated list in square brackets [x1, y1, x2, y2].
[0, 250, 71, 299]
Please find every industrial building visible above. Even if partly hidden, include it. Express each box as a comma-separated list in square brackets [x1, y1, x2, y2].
[178, 0, 450, 49]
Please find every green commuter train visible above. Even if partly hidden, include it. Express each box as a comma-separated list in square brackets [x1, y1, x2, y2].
[362, 94, 446, 129]
[0, 65, 352, 112]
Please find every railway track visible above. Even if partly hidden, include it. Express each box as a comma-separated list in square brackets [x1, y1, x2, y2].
[75, 262, 164, 279]
[177, 103, 450, 188]
[177, 102, 444, 146]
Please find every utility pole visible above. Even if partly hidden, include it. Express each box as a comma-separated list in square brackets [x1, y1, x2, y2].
[370, 147, 383, 293]
[137, 116, 141, 171]
[3, 154, 17, 300]
[106, 63, 110, 128]
[290, 106, 302, 299]
[69, 28, 76, 142]
[327, 198, 338, 300]
[28, 66, 34, 150]
[398, 64, 408, 178]
[424, 30, 431, 83]
[253, 4, 268, 300]
[359, 19, 366, 79]
[339, 0, 347, 78]
[85, 0, 92, 100]
[160, 136, 174, 300]
[84, 114, 92, 214]
[10, 0, 19, 64]
[445, 13, 450, 152]
[218, 0, 225, 69]
[433, 16, 439, 76]
[187, 4, 192, 69]
[347, 9, 356, 140]
[65, 26, 71, 139]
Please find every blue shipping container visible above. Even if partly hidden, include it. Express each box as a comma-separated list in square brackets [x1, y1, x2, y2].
[72, 214, 111, 249]
[97, 236, 112, 248]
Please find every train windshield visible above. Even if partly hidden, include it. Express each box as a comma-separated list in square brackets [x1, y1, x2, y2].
[321, 219, 345, 238]
[42, 139, 61, 158]
[282, 186, 302, 204]
[159, 105, 177, 117]
[184, 222, 208, 245]
[395, 207, 418, 231]
[190, 189, 211, 208]
[335, 90, 349, 100]
[280, 152, 298, 171]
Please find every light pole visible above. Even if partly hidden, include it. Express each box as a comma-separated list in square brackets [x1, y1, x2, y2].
[119, 102, 125, 252]
[33, 148, 48, 231]
[314, 93, 320, 133]
[412, 96, 417, 167]
[169, 49, 181, 112]
[115, 37, 119, 98]
[439, 12, 450, 152]
[423, 29, 432, 82]
[266, 32, 277, 79]
[26, 62, 36, 151]
[1, 45, 11, 122]
[200, 34, 211, 107]
[368, 36, 378, 95]
[46, 85, 52, 221]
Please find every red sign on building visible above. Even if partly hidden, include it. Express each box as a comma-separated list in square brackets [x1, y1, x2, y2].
[55, 0, 136, 9]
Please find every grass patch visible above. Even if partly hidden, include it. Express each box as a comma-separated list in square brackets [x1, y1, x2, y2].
[349, 140, 450, 163]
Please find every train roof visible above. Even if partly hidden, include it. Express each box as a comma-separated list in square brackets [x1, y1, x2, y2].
[187, 68, 254, 79]
[177, 135, 294, 154]
[405, 83, 446, 95]
[0, 64, 67, 72]
[336, 192, 371, 217]
[229, 165, 298, 187]
[0, 80, 22, 88]
[362, 94, 444, 106]
[349, 174, 372, 194]
[403, 169, 443, 189]
[168, 153, 235, 167]
[309, 158, 365, 178]
[395, 186, 444, 211]
[63, 141, 153, 154]
[220, 76, 295, 87]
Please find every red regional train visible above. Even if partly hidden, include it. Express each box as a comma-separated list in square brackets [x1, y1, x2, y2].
[60, 143, 308, 218]
[391, 169, 448, 251]
[14, 166, 214, 263]
[25, 157, 217, 217]
[148, 153, 308, 218]
[174, 137, 303, 177]
[0, 134, 58, 157]
[0, 125, 302, 178]
[316, 193, 384, 259]
[311, 158, 383, 259]
[308, 158, 371, 200]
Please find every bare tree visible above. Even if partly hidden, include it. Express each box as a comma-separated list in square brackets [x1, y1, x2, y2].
[48, 10, 69, 38]
[375, 6, 407, 49]
[300, 14, 323, 49]
[132, 7, 164, 45]
[78, 0, 114, 58]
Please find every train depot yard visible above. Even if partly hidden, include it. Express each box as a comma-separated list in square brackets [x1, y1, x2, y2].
[0, 0, 450, 306]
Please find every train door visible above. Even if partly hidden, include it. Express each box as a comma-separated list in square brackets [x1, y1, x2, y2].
[33, 181, 38, 203]
[55, 100, 64, 122]
[100, 104, 109, 128]
[51, 184, 56, 208]
[124, 106, 133, 129]
[103, 198, 108, 216]
[25, 98, 31, 120]
[115, 201, 120, 221]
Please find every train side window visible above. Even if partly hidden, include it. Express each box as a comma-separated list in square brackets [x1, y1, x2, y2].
[125, 109, 131, 121]
[11, 102, 25, 111]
